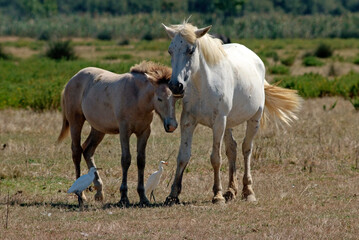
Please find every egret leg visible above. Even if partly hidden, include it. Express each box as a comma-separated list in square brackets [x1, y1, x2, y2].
[150, 191, 156, 202]
[82, 127, 105, 201]
[136, 128, 151, 206]
[75, 192, 84, 211]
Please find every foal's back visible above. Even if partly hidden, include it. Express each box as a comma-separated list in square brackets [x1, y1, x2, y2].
[64, 67, 154, 134]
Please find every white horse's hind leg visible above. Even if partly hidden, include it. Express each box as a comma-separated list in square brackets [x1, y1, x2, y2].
[223, 128, 238, 201]
[242, 112, 261, 202]
[211, 116, 226, 204]
[82, 127, 105, 201]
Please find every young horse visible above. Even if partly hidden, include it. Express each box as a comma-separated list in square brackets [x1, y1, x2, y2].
[57, 61, 177, 206]
[162, 22, 302, 205]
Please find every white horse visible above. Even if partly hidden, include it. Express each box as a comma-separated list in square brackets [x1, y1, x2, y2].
[162, 21, 302, 204]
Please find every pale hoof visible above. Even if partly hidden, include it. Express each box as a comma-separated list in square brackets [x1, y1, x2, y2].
[212, 194, 226, 205]
[244, 194, 257, 202]
[94, 192, 104, 202]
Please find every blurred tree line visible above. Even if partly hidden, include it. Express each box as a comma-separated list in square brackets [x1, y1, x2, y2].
[0, 0, 358, 18]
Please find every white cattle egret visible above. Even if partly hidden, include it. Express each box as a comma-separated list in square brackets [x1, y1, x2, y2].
[145, 161, 168, 202]
[67, 167, 101, 209]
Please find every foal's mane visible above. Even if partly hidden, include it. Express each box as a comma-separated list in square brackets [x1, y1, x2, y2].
[170, 22, 227, 65]
[130, 61, 172, 84]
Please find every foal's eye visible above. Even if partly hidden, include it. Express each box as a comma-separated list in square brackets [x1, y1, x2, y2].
[157, 97, 163, 102]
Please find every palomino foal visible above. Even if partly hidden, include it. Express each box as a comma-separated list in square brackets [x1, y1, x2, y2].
[57, 61, 177, 206]
[163, 22, 301, 205]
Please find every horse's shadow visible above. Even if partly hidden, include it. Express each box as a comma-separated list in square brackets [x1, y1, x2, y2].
[17, 200, 201, 211]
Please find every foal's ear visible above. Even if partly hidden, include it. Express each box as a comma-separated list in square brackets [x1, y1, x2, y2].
[162, 23, 176, 39]
[195, 25, 212, 38]
[145, 73, 158, 86]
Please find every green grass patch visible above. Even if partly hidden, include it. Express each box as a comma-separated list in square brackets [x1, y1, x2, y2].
[274, 71, 359, 99]
[303, 56, 324, 66]
[0, 57, 138, 110]
[268, 65, 290, 75]
[281, 55, 296, 66]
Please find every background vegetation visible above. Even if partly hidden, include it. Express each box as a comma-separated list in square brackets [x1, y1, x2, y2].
[0, 0, 359, 39]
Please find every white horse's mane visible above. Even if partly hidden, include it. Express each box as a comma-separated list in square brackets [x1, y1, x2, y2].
[170, 22, 227, 65]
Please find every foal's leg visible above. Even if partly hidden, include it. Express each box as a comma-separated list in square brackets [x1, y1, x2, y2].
[82, 127, 105, 201]
[69, 114, 86, 200]
[242, 112, 261, 202]
[165, 113, 197, 205]
[136, 127, 151, 205]
[211, 116, 227, 204]
[119, 124, 131, 206]
[223, 128, 238, 202]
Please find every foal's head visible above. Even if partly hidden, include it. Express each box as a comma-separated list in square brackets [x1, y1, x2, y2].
[162, 21, 225, 96]
[131, 61, 178, 133]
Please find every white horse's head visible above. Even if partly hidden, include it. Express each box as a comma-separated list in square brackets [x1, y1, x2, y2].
[162, 22, 211, 96]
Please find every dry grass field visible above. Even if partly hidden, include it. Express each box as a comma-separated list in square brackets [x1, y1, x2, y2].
[1, 97, 358, 239]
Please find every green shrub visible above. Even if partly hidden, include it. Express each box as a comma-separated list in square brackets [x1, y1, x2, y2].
[142, 32, 153, 41]
[354, 56, 359, 65]
[268, 65, 290, 75]
[314, 43, 333, 58]
[97, 30, 112, 41]
[0, 45, 10, 59]
[333, 71, 359, 98]
[281, 55, 295, 66]
[259, 50, 279, 62]
[118, 39, 130, 46]
[302, 56, 324, 66]
[46, 40, 77, 60]
[274, 73, 333, 98]
[349, 97, 359, 110]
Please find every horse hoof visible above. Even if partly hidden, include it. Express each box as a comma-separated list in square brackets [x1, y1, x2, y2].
[118, 198, 130, 208]
[212, 195, 226, 205]
[243, 194, 257, 202]
[139, 199, 150, 207]
[164, 196, 180, 206]
[223, 189, 237, 202]
[94, 192, 104, 202]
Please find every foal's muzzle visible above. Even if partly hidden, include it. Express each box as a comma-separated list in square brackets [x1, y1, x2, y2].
[164, 118, 178, 133]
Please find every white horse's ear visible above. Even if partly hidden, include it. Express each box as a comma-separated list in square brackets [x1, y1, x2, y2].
[162, 23, 176, 39]
[195, 25, 212, 38]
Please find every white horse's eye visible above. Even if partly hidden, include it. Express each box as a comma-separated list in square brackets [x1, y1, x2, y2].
[157, 97, 163, 102]
[187, 47, 195, 55]
[168, 50, 172, 55]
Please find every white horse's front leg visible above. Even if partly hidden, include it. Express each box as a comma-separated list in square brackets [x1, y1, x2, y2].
[211, 115, 227, 204]
[165, 112, 197, 205]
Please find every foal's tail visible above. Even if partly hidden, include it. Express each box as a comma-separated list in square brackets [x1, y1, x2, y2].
[57, 89, 70, 143]
[261, 80, 302, 128]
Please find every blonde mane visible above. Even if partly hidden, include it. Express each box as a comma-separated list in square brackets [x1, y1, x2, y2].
[130, 61, 172, 84]
[170, 22, 227, 65]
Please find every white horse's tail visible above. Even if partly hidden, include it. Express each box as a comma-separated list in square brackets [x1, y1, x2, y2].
[57, 89, 70, 143]
[261, 80, 302, 128]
